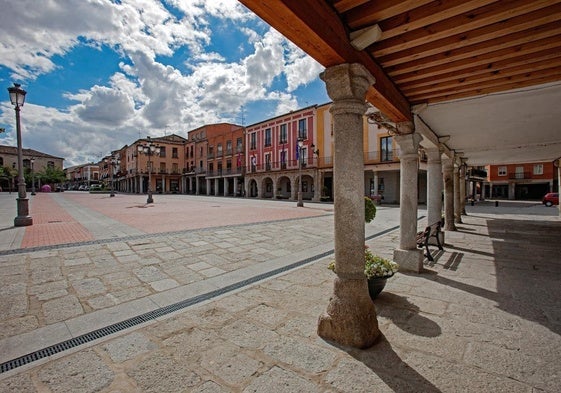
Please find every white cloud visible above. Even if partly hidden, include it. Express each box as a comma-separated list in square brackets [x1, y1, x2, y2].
[0, 0, 327, 166]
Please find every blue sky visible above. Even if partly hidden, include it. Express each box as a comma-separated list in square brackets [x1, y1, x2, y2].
[0, 0, 328, 167]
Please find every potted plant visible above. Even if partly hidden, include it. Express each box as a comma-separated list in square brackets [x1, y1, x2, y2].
[327, 197, 399, 300]
[328, 247, 398, 299]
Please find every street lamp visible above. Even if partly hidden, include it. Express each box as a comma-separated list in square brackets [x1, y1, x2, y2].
[137, 137, 160, 203]
[104, 155, 119, 197]
[30, 158, 36, 195]
[7, 83, 32, 226]
[297, 137, 304, 207]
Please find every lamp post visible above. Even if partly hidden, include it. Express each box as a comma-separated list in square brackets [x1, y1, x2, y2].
[297, 137, 304, 207]
[104, 155, 119, 197]
[7, 83, 32, 226]
[30, 158, 36, 195]
[137, 137, 160, 203]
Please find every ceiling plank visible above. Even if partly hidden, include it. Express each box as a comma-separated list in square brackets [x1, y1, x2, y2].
[342, 0, 433, 27]
[333, 0, 369, 14]
[399, 48, 561, 90]
[378, 5, 561, 67]
[355, 0, 498, 38]
[402, 58, 561, 96]
[392, 35, 561, 83]
[409, 69, 561, 103]
[239, 0, 411, 121]
[385, 22, 561, 76]
[371, 0, 559, 57]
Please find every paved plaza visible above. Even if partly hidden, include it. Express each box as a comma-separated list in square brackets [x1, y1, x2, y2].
[0, 192, 560, 392]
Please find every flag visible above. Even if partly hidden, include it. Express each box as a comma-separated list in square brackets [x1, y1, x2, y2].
[237, 151, 241, 167]
[295, 141, 299, 161]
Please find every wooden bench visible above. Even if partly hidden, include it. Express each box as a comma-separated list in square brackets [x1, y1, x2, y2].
[416, 221, 444, 262]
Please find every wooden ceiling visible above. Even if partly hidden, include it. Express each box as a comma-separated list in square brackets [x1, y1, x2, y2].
[239, 0, 561, 122]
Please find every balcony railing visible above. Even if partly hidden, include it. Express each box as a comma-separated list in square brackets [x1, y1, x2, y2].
[508, 172, 531, 180]
[468, 168, 488, 178]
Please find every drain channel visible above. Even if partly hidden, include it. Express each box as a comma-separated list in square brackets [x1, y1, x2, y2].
[0, 224, 401, 374]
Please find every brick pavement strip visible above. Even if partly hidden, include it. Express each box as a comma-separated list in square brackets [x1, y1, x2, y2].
[0, 196, 560, 392]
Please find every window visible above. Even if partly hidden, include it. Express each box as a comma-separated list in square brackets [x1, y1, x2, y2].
[250, 133, 256, 150]
[47, 161, 55, 169]
[298, 119, 307, 139]
[265, 154, 271, 170]
[159, 147, 166, 157]
[280, 124, 287, 143]
[172, 147, 178, 158]
[159, 163, 166, 173]
[301, 147, 307, 166]
[226, 160, 232, 173]
[498, 166, 507, 176]
[533, 164, 543, 175]
[172, 163, 179, 173]
[217, 143, 223, 157]
[208, 146, 214, 158]
[226, 140, 232, 155]
[381, 137, 393, 162]
[265, 128, 272, 146]
[237, 137, 243, 152]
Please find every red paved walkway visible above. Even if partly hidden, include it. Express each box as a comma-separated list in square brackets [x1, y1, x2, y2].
[19, 193, 329, 248]
[22, 193, 93, 248]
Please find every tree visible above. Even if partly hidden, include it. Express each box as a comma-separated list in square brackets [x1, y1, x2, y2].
[36, 166, 66, 185]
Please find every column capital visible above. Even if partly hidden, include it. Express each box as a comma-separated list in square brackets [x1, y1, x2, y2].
[396, 120, 414, 135]
[425, 147, 442, 163]
[394, 132, 422, 158]
[321, 63, 375, 104]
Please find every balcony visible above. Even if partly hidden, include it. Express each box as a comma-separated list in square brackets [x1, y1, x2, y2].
[508, 172, 532, 180]
[468, 168, 488, 179]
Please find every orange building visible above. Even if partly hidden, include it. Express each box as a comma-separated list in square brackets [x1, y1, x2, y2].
[184, 123, 245, 196]
[486, 161, 557, 200]
[119, 134, 187, 195]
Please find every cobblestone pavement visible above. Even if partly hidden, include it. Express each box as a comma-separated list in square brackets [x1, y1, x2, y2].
[0, 192, 560, 392]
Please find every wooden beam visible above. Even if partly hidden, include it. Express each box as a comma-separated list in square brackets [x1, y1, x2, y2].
[402, 57, 561, 96]
[385, 22, 561, 76]
[415, 74, 561, 104]
[399, 48, 561, 90]
[408, 68, 561, 103]
[377, 5, 561, 67]
[351, 0, 497, 37]
[371, 0, 559, 57]
[239, 0, 411, 121]
[343, 0, 433, 26]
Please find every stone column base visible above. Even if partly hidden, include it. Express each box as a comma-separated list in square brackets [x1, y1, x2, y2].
[393, 248, 423, 273]
[317, 278, 380, 349]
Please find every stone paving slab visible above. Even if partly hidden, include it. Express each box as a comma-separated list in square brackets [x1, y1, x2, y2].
[0, 193, 560, 392]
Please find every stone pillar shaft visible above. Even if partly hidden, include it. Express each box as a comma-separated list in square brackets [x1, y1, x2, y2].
[443, 158, 457, 231]
[460, 164, 467, 215]
[454, 164, 462, 223]
[317, 63, 379, 349]
[393, 131, 423, 272]
[426, 148, 443, 225]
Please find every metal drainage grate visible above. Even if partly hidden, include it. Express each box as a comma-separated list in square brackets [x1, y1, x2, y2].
[0, 223, 403, 374]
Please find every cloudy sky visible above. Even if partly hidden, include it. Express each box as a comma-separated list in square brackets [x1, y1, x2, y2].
[0, 0, 327, 167]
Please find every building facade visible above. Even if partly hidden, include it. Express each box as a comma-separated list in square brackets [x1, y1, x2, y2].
[486, 161, 556, 200]
[119, 134, 187, 195]
[243, 103, 412, 204]
[184, 123, 245, 197]
[1, 145, 64, 191]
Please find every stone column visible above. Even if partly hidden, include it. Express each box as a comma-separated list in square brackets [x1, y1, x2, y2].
[317, 63, 379, 349]
[234, 177, 239, 197]
[393, 130, 423, 273]
[291, 175, 297, 200]
[425, 148, 443, 225]
[195, 177, 200, 195]
[214, 178, 219, 196]
[373, 172, 379, 199]
[224, 178, 228, 197]
[313, 170, 321, 201]
[206, 179, 211, 196]
[443, 158, 457, 231]
[460, 163, 467, 215]
[454, 163, 462, 223]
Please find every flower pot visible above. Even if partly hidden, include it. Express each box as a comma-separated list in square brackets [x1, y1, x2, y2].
[367, 276, 391, 299]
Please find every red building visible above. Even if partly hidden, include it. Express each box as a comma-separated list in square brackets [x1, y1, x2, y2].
[486, 161, 557, 200]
